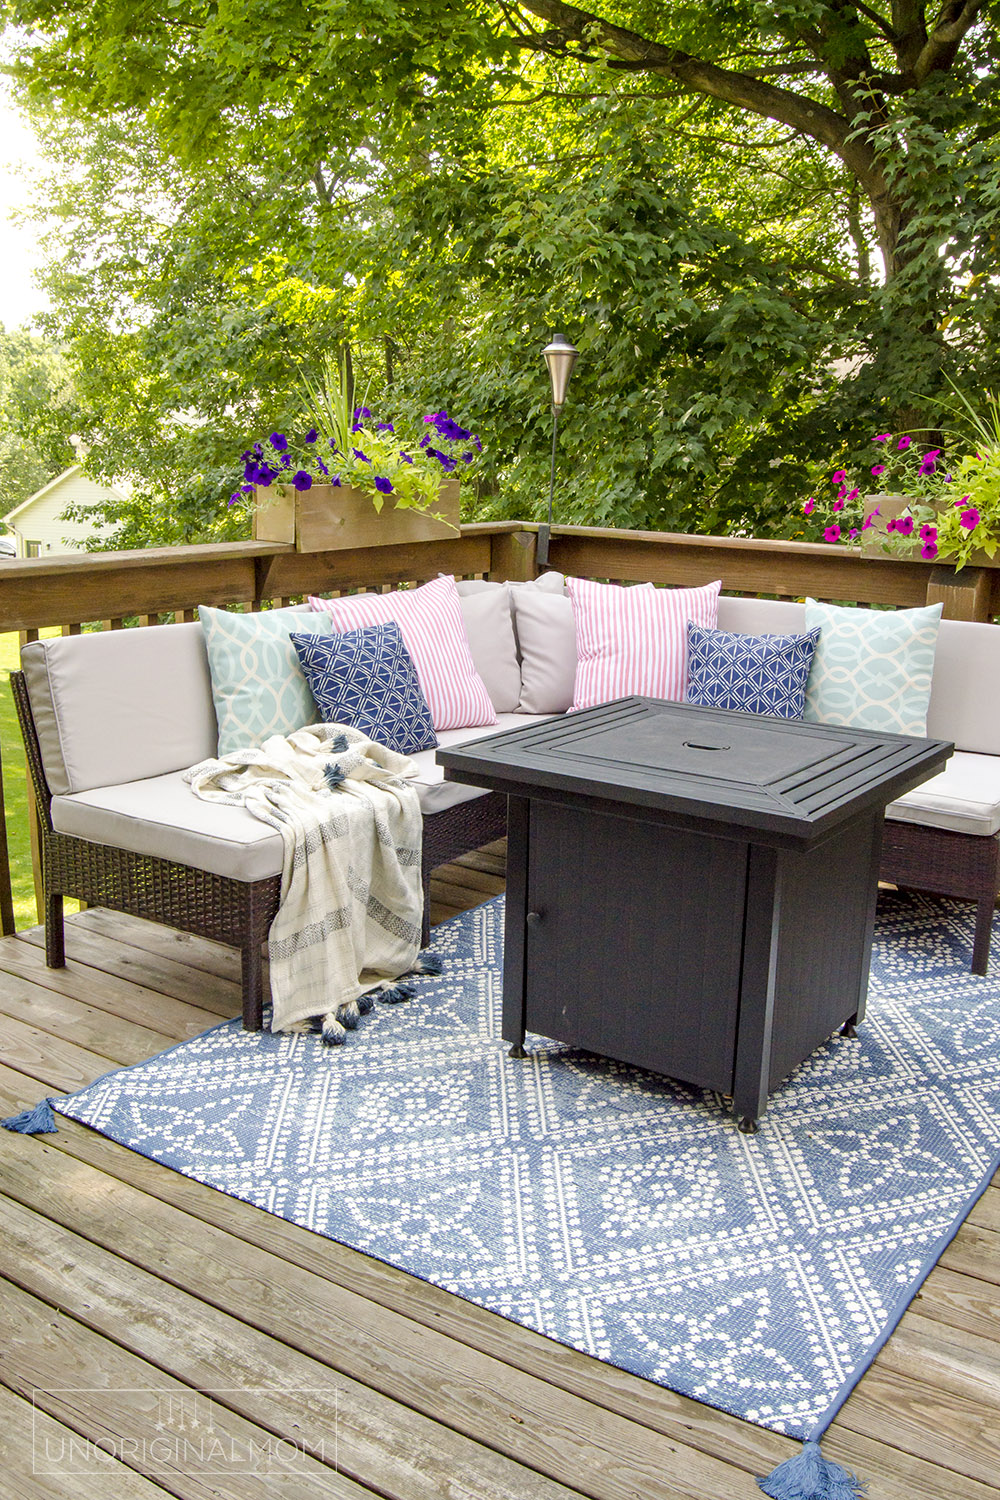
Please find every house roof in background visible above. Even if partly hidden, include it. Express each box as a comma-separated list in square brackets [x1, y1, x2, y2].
[4, 465, 124, 525]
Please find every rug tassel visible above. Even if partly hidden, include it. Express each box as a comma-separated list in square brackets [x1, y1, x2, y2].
[2, 1098, 57, 1135]
[758, 1440, 866, 1498]
[415, 951, 443, 975]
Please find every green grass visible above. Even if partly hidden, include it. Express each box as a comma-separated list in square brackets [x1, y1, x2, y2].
[0, 630, 78, 930]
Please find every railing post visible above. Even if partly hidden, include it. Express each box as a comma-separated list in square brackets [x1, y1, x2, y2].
[925, 565, 994, 622]
[488, 526, 538, 583]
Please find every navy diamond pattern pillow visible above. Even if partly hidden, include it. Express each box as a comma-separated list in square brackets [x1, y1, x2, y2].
[685, 622, 821, 719]
[291, 621, 438, 755]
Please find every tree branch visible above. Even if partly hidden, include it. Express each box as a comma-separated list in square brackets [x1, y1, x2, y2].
[913, 0, 984, 83]
[512, 0, 886, 196]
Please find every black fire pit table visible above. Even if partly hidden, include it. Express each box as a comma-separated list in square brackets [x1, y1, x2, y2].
[437, 696, 951, 1131]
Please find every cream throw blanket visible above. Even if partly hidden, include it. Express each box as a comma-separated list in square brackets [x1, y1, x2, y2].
[184, 724, 423, 1033]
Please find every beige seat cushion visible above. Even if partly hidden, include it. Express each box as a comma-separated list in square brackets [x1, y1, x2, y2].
[51, 714, 554, 880]
[408, 714, 554, 814]
[52, 771, 287, 882]
[885, 751, 1000, 838]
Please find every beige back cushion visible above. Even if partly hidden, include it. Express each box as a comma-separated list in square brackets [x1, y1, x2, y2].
[717, 594, 1000, 754]
[21, 623, 219, 796]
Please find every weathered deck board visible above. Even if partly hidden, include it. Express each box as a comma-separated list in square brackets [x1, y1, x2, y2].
[0, 851, 998, 1500]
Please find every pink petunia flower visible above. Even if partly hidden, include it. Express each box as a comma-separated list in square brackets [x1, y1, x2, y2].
[921, 541, 938, 560]
[862, 514, 876, 531]
[831, 469, 847, 483]
[919, 523, 938, 542]
[873, 433, 892, 442]
[960, 507, 981, 530]
[956, 493, 971, 507]
[886, 518, 897, 532]
[833, 498, 845, 512]
[845, 488, 859, 500]
[803, 497, 816, 516]
[897, 435, 912, 450]
[823, 524, 842, 542]
[849, 528, 859, 539]
[871, 464, 885, 476]
[897, 515, 914, 536]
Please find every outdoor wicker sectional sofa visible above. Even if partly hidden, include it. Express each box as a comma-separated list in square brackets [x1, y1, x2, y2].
[12, 578, 1000, 1035]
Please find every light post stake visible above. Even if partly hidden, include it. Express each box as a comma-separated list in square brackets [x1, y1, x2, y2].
[538, 334, 579, 568]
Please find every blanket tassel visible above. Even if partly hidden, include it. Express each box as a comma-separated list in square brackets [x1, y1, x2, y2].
[758, 1440, 866, 1498]
[415, 951, 443, 975]
[2, 1098, 58, 1135]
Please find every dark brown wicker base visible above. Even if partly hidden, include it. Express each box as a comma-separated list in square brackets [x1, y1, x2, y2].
[880, 818, 1000, 975]
[11, 671, 509, 1030]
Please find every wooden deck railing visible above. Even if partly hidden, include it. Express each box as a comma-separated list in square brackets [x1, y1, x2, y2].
[1, 518, 997, 930]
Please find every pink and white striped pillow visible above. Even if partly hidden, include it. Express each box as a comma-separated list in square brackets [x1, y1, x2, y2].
[567, 576, 722, 710]
[308, 575, 497, 731]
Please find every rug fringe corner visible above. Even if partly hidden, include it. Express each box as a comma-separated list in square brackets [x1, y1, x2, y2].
[757, 1439, 867, 1499]
[1, 1098, 58, 1135]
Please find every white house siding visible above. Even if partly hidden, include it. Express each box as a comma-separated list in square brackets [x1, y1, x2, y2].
[5, 469, 120, 557]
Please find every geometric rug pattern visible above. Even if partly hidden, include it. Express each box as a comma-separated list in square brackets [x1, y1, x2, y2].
[55, 891, 1000, 1441]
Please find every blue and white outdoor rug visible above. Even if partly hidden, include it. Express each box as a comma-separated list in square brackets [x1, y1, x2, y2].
[46, 892, 1000, 1450]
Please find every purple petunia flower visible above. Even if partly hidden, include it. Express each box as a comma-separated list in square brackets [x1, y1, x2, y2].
[351, 423, 364, 434]
[291, 470, 313, 491]
[376, 422, 395, 433]
[399, 451, 413, 464]
[823, 524, 841, 542]
[353, 448, 371, 463]
[304, 428, 318, 443]
[897, 435, 912, 450]
[960, 507, 981, 530]
[419, 435, 432, 448]
[228, 492, 240, 506]
[374, 476, 394, 494]
[330, 439, 339, 452]
[921, 540, 938, 560]
[330, 475, 342, 487]
[269, 433, 288, 451]
[317, 458, 329, 476]
[240, 485, 254, 495]
[802, 498, 816, 516]
[461, 451, 474, 463]
[353, 406, 372, 421]
[849, 528, 859, 539]
[437, 453, 458, 472]
[871, 464, 885, 477]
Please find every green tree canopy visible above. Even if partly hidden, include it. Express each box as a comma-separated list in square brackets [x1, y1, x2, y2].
[0, 325, 79, 515]
[6, 1, 1000, 541]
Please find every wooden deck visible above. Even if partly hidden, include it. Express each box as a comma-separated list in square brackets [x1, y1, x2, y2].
[0, 846, 998, 1500]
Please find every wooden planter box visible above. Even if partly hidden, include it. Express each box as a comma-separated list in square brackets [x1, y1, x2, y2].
[252, 479, 461, 552]
[862, 494, 993, 567]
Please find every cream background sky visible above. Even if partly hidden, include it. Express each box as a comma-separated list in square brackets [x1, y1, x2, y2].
[0, 81, 50, 330]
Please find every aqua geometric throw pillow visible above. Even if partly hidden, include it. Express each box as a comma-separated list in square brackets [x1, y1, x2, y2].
[198, 604, 332, 756]
[803, 598, 943, 736]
